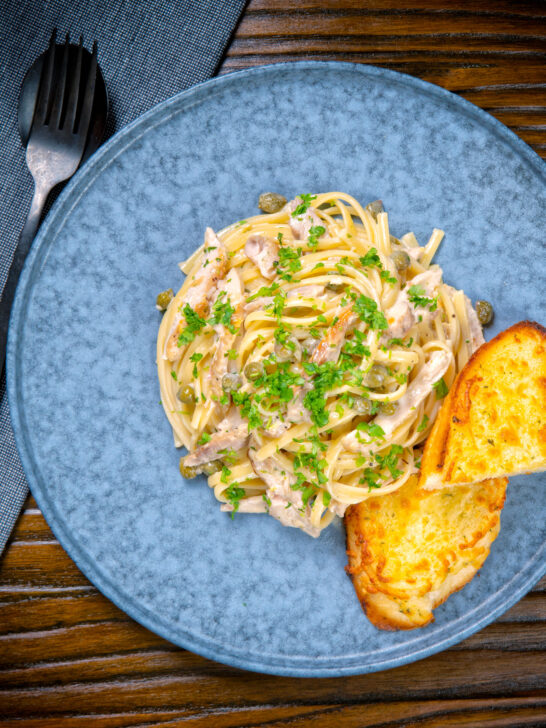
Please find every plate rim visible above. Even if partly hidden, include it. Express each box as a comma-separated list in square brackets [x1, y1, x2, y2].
[7, 60, 546, 677]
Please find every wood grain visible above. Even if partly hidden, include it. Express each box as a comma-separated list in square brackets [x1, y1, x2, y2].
[1, 1, 545, 726]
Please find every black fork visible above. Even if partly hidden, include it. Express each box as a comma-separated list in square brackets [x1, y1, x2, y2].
[0, 30, 99, 373]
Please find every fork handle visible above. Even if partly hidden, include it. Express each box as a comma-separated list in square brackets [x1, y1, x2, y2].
[0, 183, 49, 378]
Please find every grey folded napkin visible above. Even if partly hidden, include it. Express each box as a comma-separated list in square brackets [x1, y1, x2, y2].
[0, 0, 248, 553]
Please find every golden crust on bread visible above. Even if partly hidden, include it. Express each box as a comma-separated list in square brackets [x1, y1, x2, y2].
[420, 320, 546, 489]
[345, 474, 507, 630]
[418, 387, 454, 490]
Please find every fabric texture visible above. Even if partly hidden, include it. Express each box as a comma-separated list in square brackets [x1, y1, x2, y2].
[0, 0, 247, 553]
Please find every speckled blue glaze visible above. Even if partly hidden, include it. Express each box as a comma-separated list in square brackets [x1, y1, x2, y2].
[7, 62, 546, 677]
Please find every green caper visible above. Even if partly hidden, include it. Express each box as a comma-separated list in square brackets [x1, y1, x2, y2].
[222, 372, 243, 392]
[179, 458, 198, 479]
[379, 400, 397, 415]
[177, 384, 195, 404]
[275, 337, 300, 362]
[258, 192, 287, 214]
[365, 364, 387, 389]
[352, 397, 373, 415]
[244, 361, 263, 381]
[326, 281, 345, 293]
[365, 200, 384, 220]
[390, 234, 401, 246]
[475, 299, 494, 326]
[201, 460, 223, 476]
[391, 249, 410, 272]
[156, 288, 173, 311]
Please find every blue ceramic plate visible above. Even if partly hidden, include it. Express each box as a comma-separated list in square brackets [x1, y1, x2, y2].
[8, 62, 546, 677]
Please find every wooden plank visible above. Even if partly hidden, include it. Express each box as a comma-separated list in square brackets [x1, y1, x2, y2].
[1, 698, 546, 728]
[0, 651, 545, 716]
[0, 592, 126, 633]
[247, 0, 546, 14]
[236, 13, 546, 39]
[0, 542, 89, 587]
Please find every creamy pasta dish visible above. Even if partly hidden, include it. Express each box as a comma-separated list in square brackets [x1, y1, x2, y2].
[156, 192, 485, 537]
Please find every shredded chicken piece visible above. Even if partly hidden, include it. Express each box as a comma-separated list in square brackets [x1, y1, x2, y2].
[165, 228, 228, 362]
[286, 197, 324, 241]
[244, 234, 279, 279]
[383, 268, 442, 341]
[244, 445, 320, 537]
[311, 309, 358, 365]
[184, 408, 248, 467]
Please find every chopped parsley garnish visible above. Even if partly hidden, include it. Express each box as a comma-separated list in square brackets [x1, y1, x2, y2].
[359, 468, 382, 491]
[353, 295, 388, 331]
[189, 352, 203, 378]
[360, 247, 397, 286]
[225, 482, 246, 517]
[275, 244, 303, 281]
[302, 362, 345, 427]
[274, 323, 296, 351]
[307, 225, 325, 250]
[432, 377, 449, 399]
[170, 370, 178, 381]
[254, 362, 304, 405]
[247, 282, 280, 302]
[292, 427, 328, 506]
[208, 292, 236, 332]
[407, 285, 438, 311]
[231, 391, 262, 430]
[220, 465, 231, 484]
[271, 290, 286, 319]
[291, 193, 316, 217]
[197, 432, 211, 445]
[303, 389, 329, 428]
[356, 421, 385, 442]
[178, 304, 207, 346]
[380, 269, 397, 286]
[359, 247, 382, 268]
[226, 349, 238, 360]
[417, 414, 430, 432]
[375, 444, 404, 479]
[342, 329, 371, 358]
[389, 336, 414, 348]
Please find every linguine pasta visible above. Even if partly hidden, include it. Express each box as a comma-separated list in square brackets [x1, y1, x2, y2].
[156, 192, 484, 537]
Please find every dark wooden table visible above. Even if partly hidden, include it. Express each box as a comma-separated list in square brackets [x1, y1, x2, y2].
[1, 2, 545, 726]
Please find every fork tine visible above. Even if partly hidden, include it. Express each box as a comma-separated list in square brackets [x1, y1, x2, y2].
[33, 29, 57, 127]
[64, 36, 83, 133]
[49, 33, 70, 129]
[76, 40, 97, 138]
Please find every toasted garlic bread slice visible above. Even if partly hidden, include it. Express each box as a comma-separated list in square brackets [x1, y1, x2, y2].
[345, 475, 507, 630]
[418, 386, 454, 489]
[421, 321, 546, 489]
